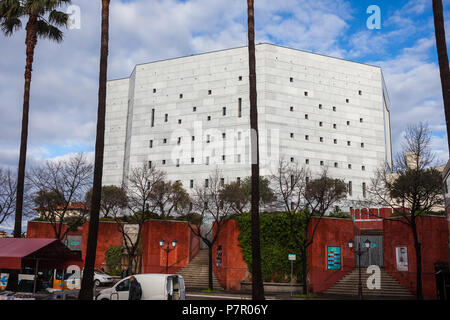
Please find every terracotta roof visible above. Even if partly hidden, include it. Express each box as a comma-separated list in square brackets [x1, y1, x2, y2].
[34, 202, 89, 211]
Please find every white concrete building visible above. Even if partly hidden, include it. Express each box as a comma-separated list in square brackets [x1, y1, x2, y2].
[103, 43, 392, 209]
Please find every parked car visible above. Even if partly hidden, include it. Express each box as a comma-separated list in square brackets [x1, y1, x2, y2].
[95, 274, 185, 300]
[93, 269, 114, 287]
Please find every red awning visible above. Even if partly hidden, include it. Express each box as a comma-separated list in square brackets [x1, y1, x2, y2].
[0, 238, 82, 269]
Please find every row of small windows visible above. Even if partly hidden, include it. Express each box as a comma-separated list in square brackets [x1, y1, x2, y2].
[289, 77, 363, 100]
[148, 154, 243, 168]
[150, 99, 243, 128]
[299, 135, 365, 147]
[150, 76, 245, 96]
[149, 132, 243, 148]
[297, 158, 366, 171]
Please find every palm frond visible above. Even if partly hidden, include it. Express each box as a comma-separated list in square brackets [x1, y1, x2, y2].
[48, 9, 68, 27]
[36, 18, 63, 42]
[1, 16, 22, 35]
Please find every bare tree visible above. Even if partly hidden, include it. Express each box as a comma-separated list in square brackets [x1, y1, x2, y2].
[85, 185, 128, 219]
[0, 168, 16, 226]
[27, 154, 93, 241]
[369, 123, 444, 300]
[188, 169, 234, 291]
[120, 162, 166, 274]
[220, 176, 275, 215]
[270, 161, 347, 294]
[149, 180, 191, 219]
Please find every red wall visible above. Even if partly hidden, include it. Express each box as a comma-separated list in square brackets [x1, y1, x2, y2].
[212, 219, 248, 291]
[307, 217, 355, 293]
[81, 221, 123, 269]
[27, 221, 71, 239]
[384, 216, 449, 299]
[350, 208, 393, 230]
[141, 220, 196, 274]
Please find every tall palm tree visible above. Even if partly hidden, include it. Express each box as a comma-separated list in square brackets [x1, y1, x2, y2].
[78, 0, 110, 300]
[246, 0, 265, 300]
[0, 0, 71, 291]
[432, 0, 450, 158]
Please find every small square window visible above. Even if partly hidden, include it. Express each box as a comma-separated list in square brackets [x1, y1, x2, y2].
[190, 180, 194, 188]
[360, 118, 363, 123]
[180, 94, 183, 99]
[208, 90, 212, 95]
[362, 166, 366, 171]
[320, 137, 323, 142]
[305, 114, 308, 119]
[306, 159, 310, 164]
[191, 157, 194, 163]
[334, 162, 338, 168]
[162, 160, 166, 165]
[148, 161, 152, 167]
[348, 164, 352, 169]
[153, 88, 156, 93]
[361, 143, 365, 148]
[333, 106, 336, 111]
[238, 76, 243, 81]
[290, 77, 294, 82]
[149, 140, 153, 148]
[192, 136, 195, 141]
[177, 137, 181, 145]
[207, 116, 211, 121]
[163, 138, 167, 144]
[222, 155, 226, 161]
[290, 133, 294, 138]
[165, 114, 168, 122]
[223, 107, 226, 116]
[319, 104, 322, 109]
[207, 135, 211, 143]
[304, 91, 308, 96]
[290, 157, 294, 162]
[347, 141, 351, 146]
[290, 106, 294, 112]
[347, 121, 350, 126]
[333, 124, 337, 129]
[320, 161, 324, 166]
[346, 99, 349, 103]
[319, 122, 323, 127]
[334, 139, 337, 144]
[359, 90, 362, 95]
[193, 106, 197, 112]
[178, 119, 182, 124]
[176, 159, 180, 167]
[237, 177, 241, 183]
[305, 135, 309, 140]
[222, 133, 226, 139]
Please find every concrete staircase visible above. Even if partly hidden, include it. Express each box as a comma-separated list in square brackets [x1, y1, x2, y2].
[324, 268, 414, 299]
[178, 250, 223, 290]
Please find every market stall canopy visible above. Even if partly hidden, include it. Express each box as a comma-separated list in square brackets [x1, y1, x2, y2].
[0, 238, 82, 270]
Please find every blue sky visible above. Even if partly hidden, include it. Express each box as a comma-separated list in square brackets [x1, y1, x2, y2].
[0, 0, 449, 173]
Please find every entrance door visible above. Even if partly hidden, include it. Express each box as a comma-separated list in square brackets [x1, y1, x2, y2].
[355, 235, 384, 267]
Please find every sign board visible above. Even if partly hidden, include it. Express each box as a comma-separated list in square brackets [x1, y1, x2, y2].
[65, 235, 82, 251]
[327, 246, 341, 270]
[288, 254, 296, 261]
[395, 246, 408, 271]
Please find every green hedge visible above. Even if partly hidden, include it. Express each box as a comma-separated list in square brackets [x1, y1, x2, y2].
[234, 212, 306, 283]
[105, 245, 124, 276]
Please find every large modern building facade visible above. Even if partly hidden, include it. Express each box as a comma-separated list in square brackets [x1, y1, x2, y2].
[103, 43, 392, 209]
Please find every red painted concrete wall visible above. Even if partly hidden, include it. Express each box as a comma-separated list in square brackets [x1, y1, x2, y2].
[350, 208, 393, 230]
[141, 220, 197, 274]
[27, 221, 70, 239]
[307, 217, 355, 293]
[212, 219, 248, 291]
[384, 216, 449, 299]
[81, 221, 123, 269]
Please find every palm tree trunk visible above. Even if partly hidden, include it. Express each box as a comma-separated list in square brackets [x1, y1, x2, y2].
[432, 0, 450, 155]
[6, 16, 38, 293]
[247, 0, 265, 300]
[78, 0, 110, 300]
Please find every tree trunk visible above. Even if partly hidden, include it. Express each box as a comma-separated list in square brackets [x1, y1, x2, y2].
[432, 0, 450, 155]
[127, 252, 134, 275]
[412, 224, 423, 300]
[247, 0, 264, 301]
[301, 246, 308, 295]
[7, 16, 38, 293]
[208, 245, 213, 291]
[78, 0, 110, 300]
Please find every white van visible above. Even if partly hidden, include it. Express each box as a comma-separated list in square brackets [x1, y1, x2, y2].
[95, 274, 185, 300]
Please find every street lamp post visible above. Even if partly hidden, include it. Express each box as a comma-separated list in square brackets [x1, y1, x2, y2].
[159, 239, 178, 274]
[348, 239, 371, 300]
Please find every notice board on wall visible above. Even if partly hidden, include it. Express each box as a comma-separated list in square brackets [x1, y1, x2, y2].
[327, 246, 341, 270]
